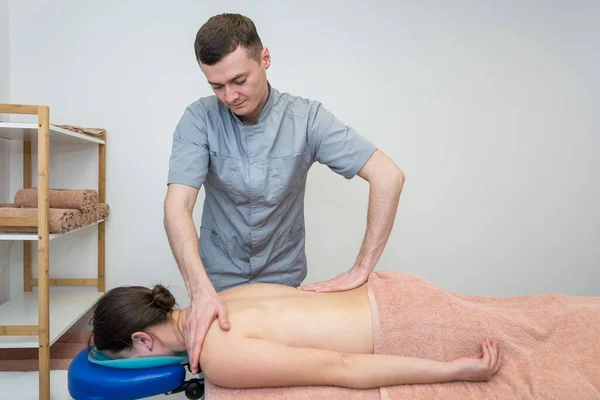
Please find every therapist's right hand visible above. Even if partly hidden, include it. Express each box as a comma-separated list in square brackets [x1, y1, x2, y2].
[185, 288, 230, 374]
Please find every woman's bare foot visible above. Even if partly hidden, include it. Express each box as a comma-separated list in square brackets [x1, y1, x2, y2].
[451, 338, 502, 381]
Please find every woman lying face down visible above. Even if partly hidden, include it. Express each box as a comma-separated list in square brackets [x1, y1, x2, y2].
[89, 279, 502, 390]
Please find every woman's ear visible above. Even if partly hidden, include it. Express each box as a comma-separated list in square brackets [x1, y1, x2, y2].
[131, 332, 153, 352]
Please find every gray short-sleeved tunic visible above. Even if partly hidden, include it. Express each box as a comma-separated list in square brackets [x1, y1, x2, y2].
[167, 84, 377, 292]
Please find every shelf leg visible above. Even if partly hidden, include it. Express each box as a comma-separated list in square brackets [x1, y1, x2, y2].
[37, 106, 50, 400]
[98, 129, 106, 292]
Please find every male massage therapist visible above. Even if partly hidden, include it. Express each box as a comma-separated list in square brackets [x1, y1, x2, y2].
[164, 13, 405, 374]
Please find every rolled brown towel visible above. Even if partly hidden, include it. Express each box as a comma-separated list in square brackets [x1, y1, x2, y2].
[0, 207, 79, 234]
[74, 210, 83, 228]
[86, 203, 110, 225]
[98, 203, 110, 220]
[81, 206, 96, 227]
[52, 124, 104, 137]
[14, 188, 98, 212]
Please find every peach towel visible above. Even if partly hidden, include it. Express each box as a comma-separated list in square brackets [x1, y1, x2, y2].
[14, 188, 97, 212]
[370, 271, 600, 399]
[0, 207, 80, 233]
[205, 271, 600, 400]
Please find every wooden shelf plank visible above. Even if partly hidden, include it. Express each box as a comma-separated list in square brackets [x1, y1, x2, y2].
[0, 219, 104, 241]
[0, 291, 102, 348]
[0, 122, 105, 144]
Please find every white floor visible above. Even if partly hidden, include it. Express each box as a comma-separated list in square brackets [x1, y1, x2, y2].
[0, 371, 191, 399]
[0, 371, 72, 400]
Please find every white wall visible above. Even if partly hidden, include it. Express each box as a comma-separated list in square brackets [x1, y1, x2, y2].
[0, 0, 8, 107]
[5, 0, 599, 302]
[0, 0, 11, 305]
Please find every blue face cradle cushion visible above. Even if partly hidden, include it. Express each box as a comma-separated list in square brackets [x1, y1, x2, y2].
[87, 345, 190, 369]
[68, 346, 205, 400]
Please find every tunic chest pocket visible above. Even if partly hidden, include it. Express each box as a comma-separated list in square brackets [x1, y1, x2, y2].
[266, 149, 311, 203]
[208, 151, 247, 201]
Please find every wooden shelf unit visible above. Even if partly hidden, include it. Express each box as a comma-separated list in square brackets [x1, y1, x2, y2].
[0, 104, 106, 400]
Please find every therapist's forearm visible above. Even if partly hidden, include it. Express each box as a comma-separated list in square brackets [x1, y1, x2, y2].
[164, 204, 213, 297]
[353, 169, 405, 274]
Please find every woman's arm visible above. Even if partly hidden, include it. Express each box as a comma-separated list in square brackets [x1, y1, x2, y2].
[200, 336, 501, 389]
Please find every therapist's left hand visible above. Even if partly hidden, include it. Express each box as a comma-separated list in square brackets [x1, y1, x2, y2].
[297, 267, 370, 293]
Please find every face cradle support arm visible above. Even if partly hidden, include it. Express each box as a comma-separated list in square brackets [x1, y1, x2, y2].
[165, 363, 205, 399]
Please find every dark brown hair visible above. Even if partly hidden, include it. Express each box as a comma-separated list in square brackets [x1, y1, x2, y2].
[194, 13, 263, 65]
[87, 284, 177, 356]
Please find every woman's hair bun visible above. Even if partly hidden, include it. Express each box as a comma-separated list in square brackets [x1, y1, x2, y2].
[151, 284, 176, 312]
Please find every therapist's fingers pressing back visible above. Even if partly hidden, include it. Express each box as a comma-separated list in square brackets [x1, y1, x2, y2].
[186, 293, 217, 374]
[217, 299, 230, 331]
[185, 291, 231, 374]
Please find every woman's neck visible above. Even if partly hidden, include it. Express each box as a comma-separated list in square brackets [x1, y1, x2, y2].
[167, 308, 188, 353]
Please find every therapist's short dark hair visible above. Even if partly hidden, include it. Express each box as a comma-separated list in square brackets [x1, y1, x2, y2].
[194, 13, 264, 65]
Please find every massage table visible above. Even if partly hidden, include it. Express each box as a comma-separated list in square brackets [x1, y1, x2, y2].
[68, 271, 600, 399]
[68, 347, 205, 399]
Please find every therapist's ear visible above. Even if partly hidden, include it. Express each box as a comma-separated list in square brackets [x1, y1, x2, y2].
[131, 332, 153, 352]
[261, 46, 271, 70]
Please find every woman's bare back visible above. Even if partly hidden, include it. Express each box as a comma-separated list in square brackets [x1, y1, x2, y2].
[198, 282, 502, 390]
[204, 282, 374, 354]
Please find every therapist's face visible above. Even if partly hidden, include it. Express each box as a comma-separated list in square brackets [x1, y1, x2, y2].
[200, 45, 271, 122]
